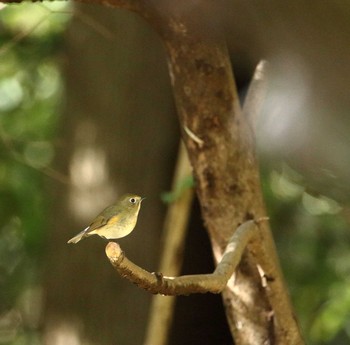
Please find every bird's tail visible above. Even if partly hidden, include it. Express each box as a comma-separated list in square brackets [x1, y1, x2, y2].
[67, 228, 89, 244]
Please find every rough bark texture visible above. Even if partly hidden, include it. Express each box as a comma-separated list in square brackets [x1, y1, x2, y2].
[158, 19, 302, 344]
[160, 23, 272, 344]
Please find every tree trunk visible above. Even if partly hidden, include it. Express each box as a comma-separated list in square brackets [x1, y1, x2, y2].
[161, 24, 293, 344]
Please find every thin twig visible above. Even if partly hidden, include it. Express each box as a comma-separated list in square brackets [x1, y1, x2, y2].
[183, 125, 204, 147]
[0, 127, 70, 184]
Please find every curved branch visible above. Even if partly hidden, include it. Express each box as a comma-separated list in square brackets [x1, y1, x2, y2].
[105, 219, 266, 296]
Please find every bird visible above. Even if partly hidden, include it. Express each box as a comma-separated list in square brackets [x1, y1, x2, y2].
[67, 193, 144, 244]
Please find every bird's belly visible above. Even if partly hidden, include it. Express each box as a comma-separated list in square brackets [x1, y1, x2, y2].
[97, 217, 137, 239]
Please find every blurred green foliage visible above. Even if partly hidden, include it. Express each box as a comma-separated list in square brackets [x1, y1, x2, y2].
[161, 175, 194, 204]
[262, 165, 350, 344]
[0, 3, 71, 343]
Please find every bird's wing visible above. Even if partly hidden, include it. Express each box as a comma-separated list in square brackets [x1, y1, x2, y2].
[86, 215, 108, 233]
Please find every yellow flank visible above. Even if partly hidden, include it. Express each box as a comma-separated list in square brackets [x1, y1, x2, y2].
[107, 214, 122, 226]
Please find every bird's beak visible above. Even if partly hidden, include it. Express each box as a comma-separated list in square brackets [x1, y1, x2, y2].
[141, 197, 146, 202]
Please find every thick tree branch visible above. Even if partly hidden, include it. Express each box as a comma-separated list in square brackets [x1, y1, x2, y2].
[158, 22, 303, 343]
[106, 219, 261, 296]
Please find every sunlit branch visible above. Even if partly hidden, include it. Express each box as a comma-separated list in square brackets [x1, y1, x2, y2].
[105, 219, 267, 296]
[243, 60, 269, 132]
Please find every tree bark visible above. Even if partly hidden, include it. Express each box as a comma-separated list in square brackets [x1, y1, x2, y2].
[158, 20, 302, 344]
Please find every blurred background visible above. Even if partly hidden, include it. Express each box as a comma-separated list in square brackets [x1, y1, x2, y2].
[0, 1, 350, 345]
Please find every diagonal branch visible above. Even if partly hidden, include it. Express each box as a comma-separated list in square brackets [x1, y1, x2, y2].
[243, 60, 269, 132]
[105, 219, 266, 296]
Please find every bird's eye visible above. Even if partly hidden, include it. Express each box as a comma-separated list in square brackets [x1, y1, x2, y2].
[129, 198, 136, 204]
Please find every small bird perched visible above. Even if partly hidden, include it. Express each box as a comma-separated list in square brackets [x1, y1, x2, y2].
[67, 193, 144, 244]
